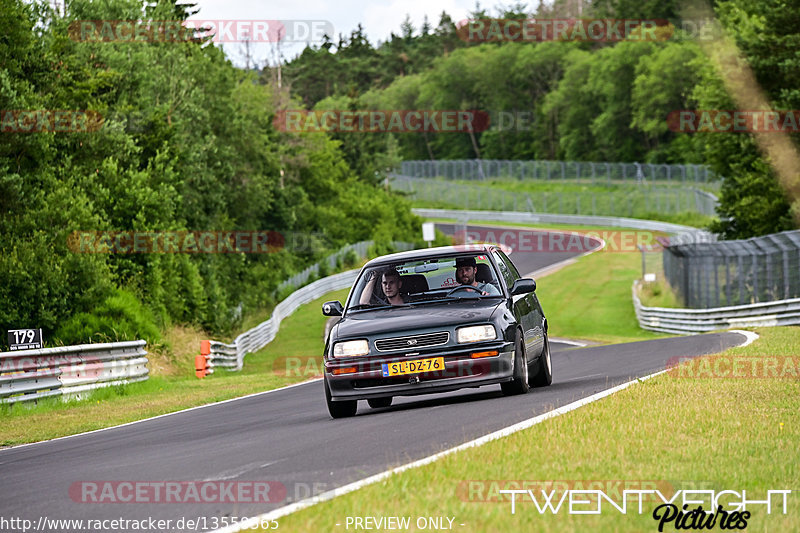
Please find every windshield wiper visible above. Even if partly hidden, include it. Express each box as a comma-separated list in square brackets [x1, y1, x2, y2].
[406, 297, 459, 305]
[347, 304, 394, 311]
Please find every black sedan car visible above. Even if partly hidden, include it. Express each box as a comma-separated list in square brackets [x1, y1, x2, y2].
[321, 245, 552, 418]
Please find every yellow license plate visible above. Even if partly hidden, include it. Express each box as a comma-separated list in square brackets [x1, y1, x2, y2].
[382, 357, 444, 377]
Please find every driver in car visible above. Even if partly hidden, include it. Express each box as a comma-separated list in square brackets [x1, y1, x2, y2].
[455, 257, 500, 296]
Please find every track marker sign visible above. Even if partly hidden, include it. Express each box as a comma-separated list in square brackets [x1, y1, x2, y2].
[7, 328, 43, 351]
[422, 222, 435, 247]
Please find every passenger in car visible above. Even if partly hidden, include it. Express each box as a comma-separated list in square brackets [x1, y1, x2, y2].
[455, 257, 500, 296]
[359, 268, 407, 305]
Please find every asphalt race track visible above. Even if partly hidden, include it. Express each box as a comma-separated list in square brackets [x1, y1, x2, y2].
[0, 225, 748, 531]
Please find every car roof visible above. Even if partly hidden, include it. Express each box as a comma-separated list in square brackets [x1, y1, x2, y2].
[363, 244, 498, 267]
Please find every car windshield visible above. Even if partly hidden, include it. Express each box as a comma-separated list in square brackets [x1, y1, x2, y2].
[347, 254, 502, 310]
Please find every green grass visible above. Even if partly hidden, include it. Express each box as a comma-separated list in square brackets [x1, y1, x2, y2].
[638, 279, 682, 308]
[403, 177, 717, 228]
[470, 178, 719, 195]
[537, 245, 666, 343]
[435, 174, 722, 194]
[272, 326, 800, 533]
[0, 288, 349, 446]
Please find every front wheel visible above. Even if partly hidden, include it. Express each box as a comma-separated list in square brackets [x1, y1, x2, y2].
[501, 333, 530, 396]
[529, 331, 553, 387]
[325, 376, 357, 418]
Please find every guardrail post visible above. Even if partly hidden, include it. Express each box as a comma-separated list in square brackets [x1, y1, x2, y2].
[195, 353, 207, 379]
[197, 340, 211, 378]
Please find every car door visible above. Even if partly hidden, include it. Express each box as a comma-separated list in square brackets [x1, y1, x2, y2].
[495, 250, 544, 357]
[492, 251, 532, 357]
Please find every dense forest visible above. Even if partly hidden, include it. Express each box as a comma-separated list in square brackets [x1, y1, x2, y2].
[0, 0, 421, 346]
[1, 0, 798, 347]
[282, 0, 799, 238]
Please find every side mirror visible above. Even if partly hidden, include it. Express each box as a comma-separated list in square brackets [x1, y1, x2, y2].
[510, 278, 536, 296]
[322, 300, 344, 316]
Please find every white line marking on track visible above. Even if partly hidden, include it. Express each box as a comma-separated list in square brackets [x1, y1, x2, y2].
[211, 330, 759, 533]
[0, 378, 322, 453]
[559, 373, 606, 383]
[549, 337, 589, 347]
[729, 329, 759, 347]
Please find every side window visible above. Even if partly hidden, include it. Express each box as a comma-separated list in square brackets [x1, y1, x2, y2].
[498, 250, 521, 279]
[492, 252, 515, 289]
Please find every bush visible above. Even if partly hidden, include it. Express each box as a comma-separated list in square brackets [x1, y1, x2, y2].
[275, 283, 296, 303]
[317, 259, 331, 278]
[54, 289, 160, 345]
[343, 249, 359, 268]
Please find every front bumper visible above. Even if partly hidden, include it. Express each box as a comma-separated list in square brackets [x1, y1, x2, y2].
[326, 344, 515, 401]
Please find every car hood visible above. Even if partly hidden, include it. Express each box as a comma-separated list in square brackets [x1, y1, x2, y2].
[334, 299, 504, 339]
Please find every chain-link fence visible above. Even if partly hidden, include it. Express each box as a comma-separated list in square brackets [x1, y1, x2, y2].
[663, 230, 800, 308]
[639, 243, 666, 282]
[400, 159, 719, 188]
[390, 174, 718, 217]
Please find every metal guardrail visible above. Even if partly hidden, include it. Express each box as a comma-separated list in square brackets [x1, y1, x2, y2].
[278, 241, 374, 293]
[205, 342, 237, 373]
[207, 270, 360, 370]
[411, 208, 707, 235]
[0, 340, 148, 404]
[632, 280, 800, 335]
[207, 241, 416, 372]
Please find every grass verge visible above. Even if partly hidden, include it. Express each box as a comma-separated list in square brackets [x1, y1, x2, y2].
[0, 288, 349, 446]
[638, 278, 682, 308]
[536, 247, 666, 344]
[406, 177, 717, 228]
[272, 326, 800, 533]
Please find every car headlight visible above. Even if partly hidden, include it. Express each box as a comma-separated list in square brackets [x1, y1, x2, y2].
[333, 339, 370, 358]
[457, 325, 497, 343]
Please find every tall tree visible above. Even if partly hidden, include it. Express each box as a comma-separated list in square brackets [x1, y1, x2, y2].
[697, 0, 800, 237]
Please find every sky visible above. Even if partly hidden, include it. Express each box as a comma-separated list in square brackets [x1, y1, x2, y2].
[190, 0, 481, 67]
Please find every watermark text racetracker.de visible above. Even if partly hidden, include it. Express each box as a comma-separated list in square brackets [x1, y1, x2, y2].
[68, 230, 327, 254]
[667, 355, 800, 379]
[1, 110, 103, 133]
[455, 17, 723, 43]
[274, 110, 491, 133]
[69, 19, 333, 43]
[668, 110, 800, 133]
[274, 355, 498, 379]
[69, 479, 336, 505]
[70, 480, 285, 504]
[456, 18, 667, 42]
[454, 228, 665, 253]
[0, 516, 278, 532]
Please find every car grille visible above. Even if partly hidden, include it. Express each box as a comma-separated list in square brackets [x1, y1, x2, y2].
[374, 331, 449, 352]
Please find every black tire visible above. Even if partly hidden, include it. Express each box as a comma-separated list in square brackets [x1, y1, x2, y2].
[501, 332, 530, 396]
[529, 331, 553, 387]
[325, 376, 357, 418]
[367, 397, 392, 409]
